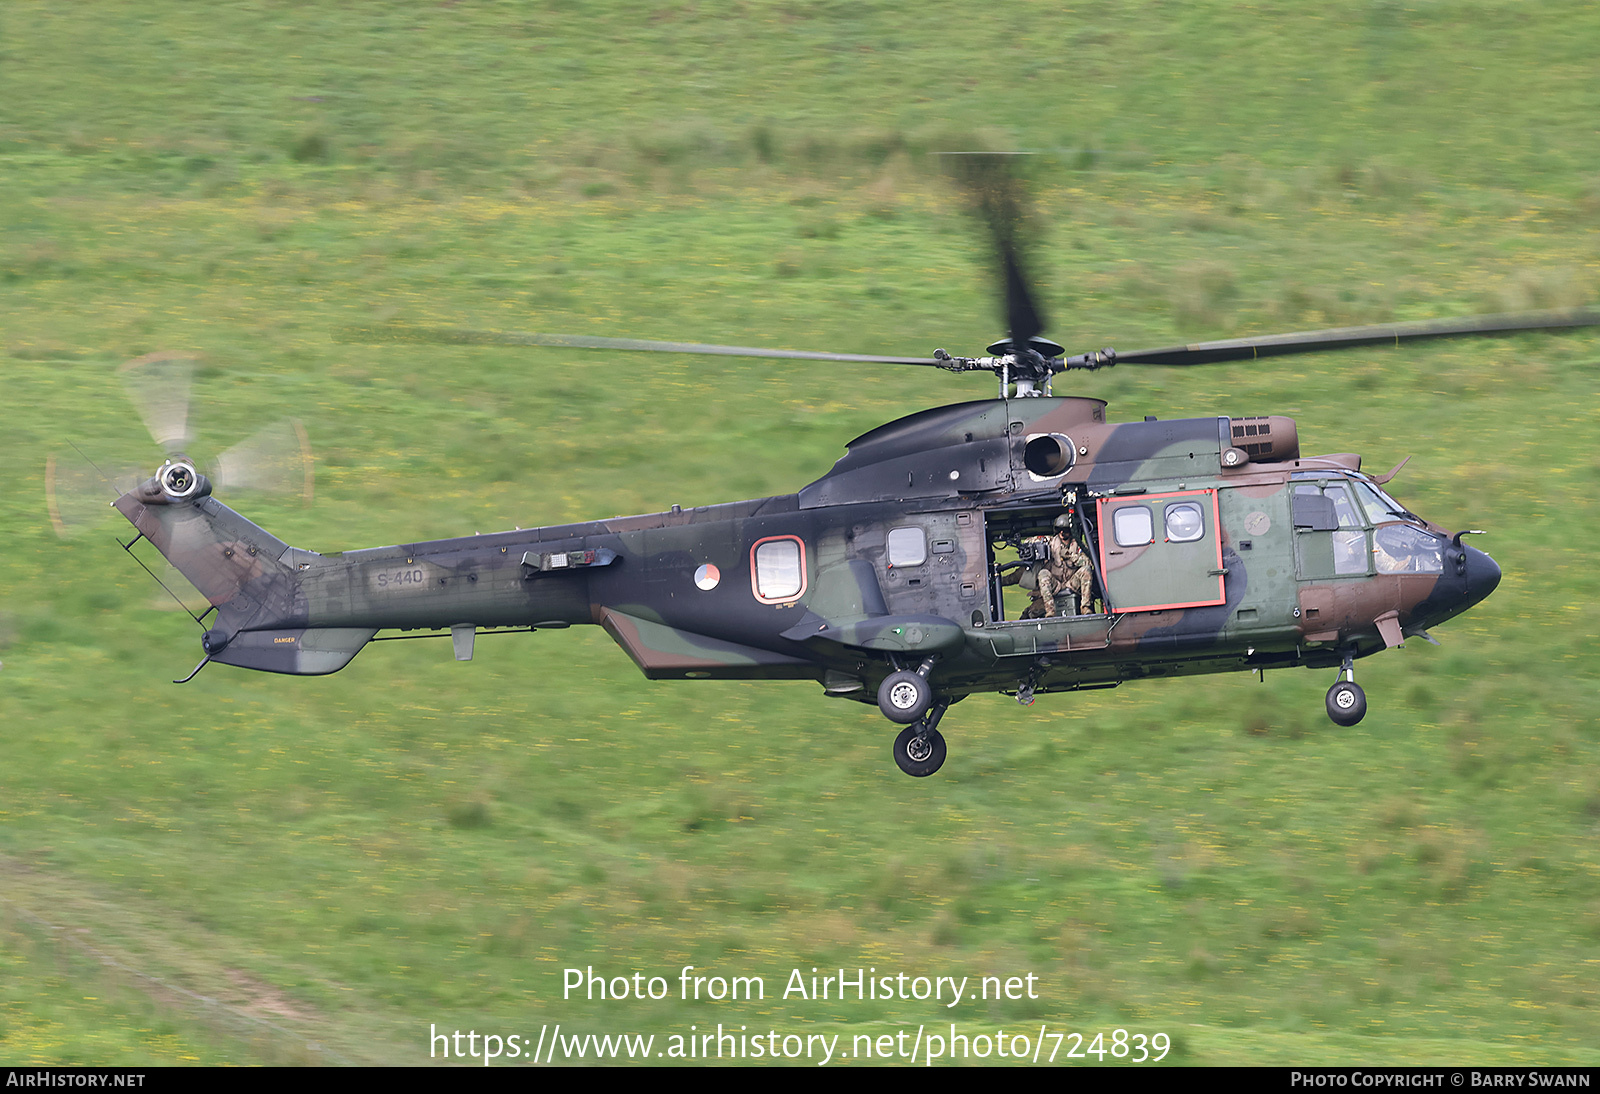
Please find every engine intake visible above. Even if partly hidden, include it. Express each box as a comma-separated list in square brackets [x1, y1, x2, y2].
[1022, 433, 1076, 478]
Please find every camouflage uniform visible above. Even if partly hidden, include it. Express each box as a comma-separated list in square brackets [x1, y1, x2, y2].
[1018, 531, 1097, 618]
[1058, 534, 1097, 615]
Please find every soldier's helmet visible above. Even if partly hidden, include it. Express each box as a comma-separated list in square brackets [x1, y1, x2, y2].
[1053, 514, 1073, 529]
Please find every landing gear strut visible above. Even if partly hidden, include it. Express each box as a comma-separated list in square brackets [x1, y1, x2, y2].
[893, 700, 949, 777]
[1325, 651, 1367, 727]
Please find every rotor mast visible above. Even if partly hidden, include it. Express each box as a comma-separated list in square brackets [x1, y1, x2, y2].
[932, 338, 1118, 398]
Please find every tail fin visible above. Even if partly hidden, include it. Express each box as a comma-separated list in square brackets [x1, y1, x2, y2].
[113, 476, 373, 675]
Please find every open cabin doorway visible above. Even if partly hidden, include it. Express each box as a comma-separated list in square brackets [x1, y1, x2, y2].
[982, 500, 1108, 624]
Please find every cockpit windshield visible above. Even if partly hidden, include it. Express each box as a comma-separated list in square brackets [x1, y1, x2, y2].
[1350, 478, 1413, 523]
[1373, 523, 1446, 573]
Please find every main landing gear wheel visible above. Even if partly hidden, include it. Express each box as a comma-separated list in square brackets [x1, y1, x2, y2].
[878, 670, 932, 724]
[893, 726, 947, 777]
[1326, 680, 1367, 726]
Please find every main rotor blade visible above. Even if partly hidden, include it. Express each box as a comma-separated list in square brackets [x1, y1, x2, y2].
[1002, 241, 1044, 349]
[942, 152, 1050, 349]
[118, 352, 197, 453]
[1111, 308, 1600, 366]
[337, 324, 943, 366]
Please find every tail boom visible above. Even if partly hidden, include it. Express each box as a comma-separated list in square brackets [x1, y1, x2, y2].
[113, 476, 600, 675]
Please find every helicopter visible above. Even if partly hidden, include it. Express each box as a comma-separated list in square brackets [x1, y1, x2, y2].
[98, 165, 1600, 777]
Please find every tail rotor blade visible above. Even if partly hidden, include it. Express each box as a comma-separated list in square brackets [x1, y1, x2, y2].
[118, 353, 197, 453]
[46, 452, 143, 539]
[145, 561, 213, 614]
[211, 419, 313, 503]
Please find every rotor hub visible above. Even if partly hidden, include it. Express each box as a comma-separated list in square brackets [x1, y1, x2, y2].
[158, 459, 201, 499]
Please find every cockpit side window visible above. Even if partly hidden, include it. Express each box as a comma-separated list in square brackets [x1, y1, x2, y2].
[1293, 479, 1369, 575]
[1324, 484, 1361, 529]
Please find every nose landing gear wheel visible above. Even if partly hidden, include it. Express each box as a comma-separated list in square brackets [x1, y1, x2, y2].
[893, 726, 947, 777]
[1326, 680, 1367, 726]
[878, 670, 933, 724]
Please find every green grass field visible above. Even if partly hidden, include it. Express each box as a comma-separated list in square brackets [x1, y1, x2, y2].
[3, 1, 1599, 1066]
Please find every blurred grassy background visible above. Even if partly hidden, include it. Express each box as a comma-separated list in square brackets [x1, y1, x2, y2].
[3, 0, 1599, 1065]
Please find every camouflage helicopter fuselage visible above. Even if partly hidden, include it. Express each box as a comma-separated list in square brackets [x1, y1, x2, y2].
[114, 395, 1501, 773]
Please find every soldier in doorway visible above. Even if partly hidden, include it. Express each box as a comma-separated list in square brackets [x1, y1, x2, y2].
[1009, 515, 1098, 618]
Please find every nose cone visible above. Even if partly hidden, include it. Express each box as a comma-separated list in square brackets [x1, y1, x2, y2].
[1463, 543, 1501, 608]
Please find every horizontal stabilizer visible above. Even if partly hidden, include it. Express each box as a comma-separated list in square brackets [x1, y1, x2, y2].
[210, 627, 377, 676]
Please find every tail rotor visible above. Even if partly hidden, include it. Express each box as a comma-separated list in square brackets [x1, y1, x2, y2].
[46, 354, 314, 544]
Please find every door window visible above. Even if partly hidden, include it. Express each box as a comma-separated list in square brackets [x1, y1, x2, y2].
[1113, 505, 1154, 547]
[1164, 502, 1204, 543]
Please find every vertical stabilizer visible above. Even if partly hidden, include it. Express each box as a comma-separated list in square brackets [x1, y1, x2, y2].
[114, 484, 298, 622]
[112, 473, 373, 675]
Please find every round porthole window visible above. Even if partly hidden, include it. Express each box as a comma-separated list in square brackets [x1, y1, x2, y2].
[1165, 503, 1204, 543]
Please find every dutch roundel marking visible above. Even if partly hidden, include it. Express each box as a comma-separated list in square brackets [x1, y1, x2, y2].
[1245, 511, 1271, 536]
[694, 563, 720, 591]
